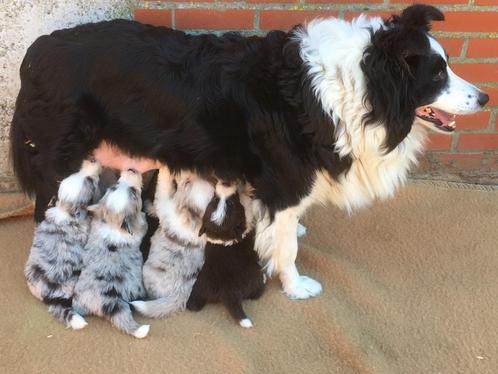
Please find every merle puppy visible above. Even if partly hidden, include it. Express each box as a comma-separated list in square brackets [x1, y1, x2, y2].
[24, 159, 100, 329]
[72, 169, 149, 338]
[188, 182, 265, 328]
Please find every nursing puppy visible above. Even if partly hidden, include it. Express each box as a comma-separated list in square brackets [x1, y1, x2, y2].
[24, 158, 100, 329]
[188, 182, 265, 328]
[72, 169, 149, 338]
[131, 167, 212, 318]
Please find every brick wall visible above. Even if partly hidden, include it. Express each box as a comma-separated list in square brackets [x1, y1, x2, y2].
[134, 1, 498, 184]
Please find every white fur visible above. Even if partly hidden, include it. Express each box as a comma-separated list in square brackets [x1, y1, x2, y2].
[426, 37, 484, 116]
[239, 318, 253, 328]
[133, 324, 150, 339]
[69, 314, 88, 330]
[296, 223, 307, 238]
[210, 197, 227, 225]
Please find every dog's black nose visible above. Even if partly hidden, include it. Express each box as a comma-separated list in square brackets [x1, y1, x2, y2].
[478, 92, 489, 106]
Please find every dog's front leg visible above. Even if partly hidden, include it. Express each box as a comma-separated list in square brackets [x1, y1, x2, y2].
[256, 208, 322, 299]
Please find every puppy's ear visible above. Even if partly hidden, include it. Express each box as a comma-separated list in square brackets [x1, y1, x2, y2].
[121, 217, 133, 235]
[399, 4, 444, 31]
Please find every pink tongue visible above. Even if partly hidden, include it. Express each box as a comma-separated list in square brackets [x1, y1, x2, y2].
[431, 108, 454, 125]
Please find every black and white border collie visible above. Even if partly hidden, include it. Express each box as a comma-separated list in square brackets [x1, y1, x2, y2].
[11, 5, 488, 299]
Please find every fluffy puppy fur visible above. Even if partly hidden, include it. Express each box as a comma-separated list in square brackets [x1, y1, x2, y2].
[11, 5, 488, 299]
[24, 159, 100, 330]
[72, 169, 149, 338]
[131, 167, 212, 318]
[188, 182, 264, 328]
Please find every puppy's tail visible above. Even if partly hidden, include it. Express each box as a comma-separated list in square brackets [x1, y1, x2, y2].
[44, 296, 88, 330]
[223, 297, 253, 329]
[130, 297, 185, 319]
[108, 301, 150, 339]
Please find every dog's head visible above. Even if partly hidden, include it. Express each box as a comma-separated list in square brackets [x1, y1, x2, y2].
[88, 168, 145, 239]
[361, 5, 489, 150]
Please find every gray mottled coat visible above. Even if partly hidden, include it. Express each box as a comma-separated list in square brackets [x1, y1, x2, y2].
[131, 168, 213, 318]
[72, 169, 150, 338]
[24, 159, 100, 329]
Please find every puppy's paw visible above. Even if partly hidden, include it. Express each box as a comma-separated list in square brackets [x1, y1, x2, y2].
[283, 275, 322, 300]
[130, 300, 146, 313]
[239, 318, 253, 328]
[133, 324, 150, 339]
[70, 314, 88, 330]
[296, 223, 307, 238]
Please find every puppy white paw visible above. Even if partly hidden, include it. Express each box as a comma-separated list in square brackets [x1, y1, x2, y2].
[133, 324, 150, 339]
[130, 300, 146, 313]
[296, 223, 307, 238]
[70, 314, 88, 330]
[283, 275, 322, 300]
[239, 318, 253, 328]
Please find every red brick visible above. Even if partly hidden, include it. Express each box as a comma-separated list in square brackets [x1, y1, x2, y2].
[433, 12, 498, 33]
[438, 153, 483, 169]
[176, 9, 254, 30]
[344, 11, 395, 22]
[467, 39, 498, 58]
[260, 10, 339, 30]
[457, 111, 490, 130]
[450, 64, 498, 83]
[134, 9, 171, 28]
[307, 0, 382, 3]
[475, 0, 498, 4]
[246, 0, 296, 2]
[438, 38, 464, 57]
[391, 0, 467, 3]
[426, 134, 453, 151]
[481, 87, 498, 106]
[458, 134, 498, 150]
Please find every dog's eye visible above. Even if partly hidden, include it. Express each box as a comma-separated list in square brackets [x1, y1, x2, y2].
[433, 69, 446, 82]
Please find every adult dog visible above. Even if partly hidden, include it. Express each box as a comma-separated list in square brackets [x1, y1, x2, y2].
[11, 5, 488, 299]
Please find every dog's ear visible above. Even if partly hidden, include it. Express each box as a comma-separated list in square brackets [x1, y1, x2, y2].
[399, 4, 444, 32]
[361, 29, 419, 151]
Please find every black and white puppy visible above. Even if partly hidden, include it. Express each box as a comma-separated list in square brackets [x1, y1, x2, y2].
[188, 182, 264, 328]
[11, 5, 489, 300]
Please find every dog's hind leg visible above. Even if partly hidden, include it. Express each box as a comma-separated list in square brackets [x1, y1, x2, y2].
[222, 296, 252, 328]
[106, 300, 150, 338]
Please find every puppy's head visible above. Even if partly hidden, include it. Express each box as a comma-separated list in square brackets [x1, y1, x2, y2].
[361, 5, 488, 150]
[88, 169, 145, 237]
[199, 182, 249, 245]
[48, 158, 101, 221]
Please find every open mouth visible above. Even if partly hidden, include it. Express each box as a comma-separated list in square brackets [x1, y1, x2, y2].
[415, 106, 456, 133]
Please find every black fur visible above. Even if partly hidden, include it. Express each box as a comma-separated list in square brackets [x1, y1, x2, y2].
[199, 192, 247, 243]
[361, 5, 446, 151]
[186, 231, 264, 325]
[10, 19, 349, 222]
[10, 5, 448, 221]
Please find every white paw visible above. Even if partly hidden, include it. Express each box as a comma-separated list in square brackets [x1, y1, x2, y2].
[133, 324, 150, 339]
[130, 300, 146, 313]
[239, 318, 253, 328]
[283, 275, 322, 300]
[296, 223, 307, 238]
[70, 314, 88, 330]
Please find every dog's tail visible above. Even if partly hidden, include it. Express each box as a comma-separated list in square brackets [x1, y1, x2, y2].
[43, 296, 88, 330]
[108, 301, 150, 339]
[130, 296, 185, 319]
[222, 297, 253, 328]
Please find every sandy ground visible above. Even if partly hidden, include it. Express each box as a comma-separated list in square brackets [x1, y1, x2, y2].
[0, 183, 497, 374]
